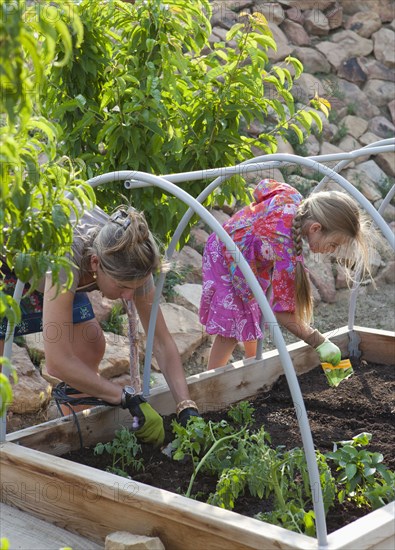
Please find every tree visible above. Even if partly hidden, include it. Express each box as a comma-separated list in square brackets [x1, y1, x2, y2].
[42, 0, 329, 243]
[0, 0, 94, 411]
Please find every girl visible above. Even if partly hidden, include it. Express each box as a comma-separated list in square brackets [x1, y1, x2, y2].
[200, 179, 374, 370]
[1, 206, 199, 445]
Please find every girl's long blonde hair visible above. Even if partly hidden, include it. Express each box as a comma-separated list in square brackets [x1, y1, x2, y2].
[292, 190, 379, 323]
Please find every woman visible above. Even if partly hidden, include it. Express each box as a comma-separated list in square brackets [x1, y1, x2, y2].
[1, 205, 199, 445]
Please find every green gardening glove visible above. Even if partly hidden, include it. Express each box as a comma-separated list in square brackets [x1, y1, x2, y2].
[315, 339, 341, 366]
[121, 390, 165, 447]
[134, 402, 165, 447]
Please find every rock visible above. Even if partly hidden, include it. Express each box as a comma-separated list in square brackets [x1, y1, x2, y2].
[335, 78, 380, 119]
[173, 283, 202, 314]
[341, 1, 371, 16]
[374, 199, 395, 223]
[337, 135, 362, 155]
[319, 118, 339, 142]
[211, 26, 228, 42]
[335, 264, 348, 290]
[343, 168, 382, 202]
[315, 30, 373, 70]
[8, 344, 52, 414]
[256, 2, 285, 25]
[325, 4, 343, 30]
[291, 46, 331, 74]
[99, 331, 130, 380]
[363, 79, 395, 108]
[319, 141, 347, 159]
[279, 0, 333, 10]
[90, 291, 122, 323]
[368, 116, 395, 139]
[303, 9, 330, 36]
[245, 164, 284, 184]
[208, 208, 230, 226]
[189, 226, 210, 251]
[388, 99, 395, 125]
[275, 136, 295, 156]
[337, 57, 368, 84]
[378, 2, 395, 23]
[348, 159, 389, 193]
[375, 260, 395, 285]
[372, 28, 395, 67]
[358, 57, 395, 81]
[285, 6, 305, 24]
[368, 248, 384, 278]
[286, 174, 317, 194]
[293, 73, 327, 104]
[375, 151, 395, 178]
[23, 333, 45, 364]
[305, 255, 337, 303]
[359, 131, 382, 147]
[304, 134, 320, 156]
[345, 11, 382, 38]
[342, 115, 368, 139]
[210, 3, 238, 29]
[266, 23, 293, 61]
[281, 19, 311, 45]
[172, 245, 203, 283]
[105, 531, 165, 550]
[159, 303, 209, 362]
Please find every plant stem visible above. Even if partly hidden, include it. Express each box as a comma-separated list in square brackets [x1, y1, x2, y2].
[185, 428, 245, 498]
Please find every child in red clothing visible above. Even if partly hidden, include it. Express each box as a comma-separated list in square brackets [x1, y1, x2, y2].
[200, 179, 376, 369]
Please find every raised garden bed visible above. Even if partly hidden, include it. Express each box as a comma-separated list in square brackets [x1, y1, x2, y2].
[1, 326, 394, 550]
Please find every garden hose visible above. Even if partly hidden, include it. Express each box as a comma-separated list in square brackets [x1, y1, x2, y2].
[52, 382, 114, 449]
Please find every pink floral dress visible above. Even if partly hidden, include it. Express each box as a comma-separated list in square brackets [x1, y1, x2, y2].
[199, 179, 304, 341]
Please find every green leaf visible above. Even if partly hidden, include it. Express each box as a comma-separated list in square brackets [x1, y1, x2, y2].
[290, 123, 304, 144]
[226, 24, 244, 41]
[309, 110, 323, 133]
[285, 56, 304, 79]
[345, 463, 357, 481]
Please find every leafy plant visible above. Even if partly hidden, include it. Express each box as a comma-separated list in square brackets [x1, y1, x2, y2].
[1, 1, 94, 422]
[325, 432, 394, 508]
[171, 402, 334, 536]
[100, 303, 126, 335]
[0, 360, 17, 417]
[363, 471, 395, 510]
[0, 0, 94, 325]
[41, 0, 330, 244]
[94, 427, 144, 478]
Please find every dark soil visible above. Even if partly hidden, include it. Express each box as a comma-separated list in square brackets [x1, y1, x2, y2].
[63, 359, 394, 536]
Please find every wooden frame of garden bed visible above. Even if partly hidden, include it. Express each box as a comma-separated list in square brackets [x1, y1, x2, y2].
[1, 325, 394, 550]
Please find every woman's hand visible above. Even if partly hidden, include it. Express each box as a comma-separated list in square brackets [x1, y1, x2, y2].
[121, 390, 165, 447]
[134, 402, 165, 446]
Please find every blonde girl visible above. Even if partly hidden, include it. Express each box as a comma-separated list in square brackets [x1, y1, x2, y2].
[199, 179, 375, 370]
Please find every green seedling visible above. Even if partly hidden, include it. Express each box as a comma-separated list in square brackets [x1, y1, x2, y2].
[172, 401, 335, 537]
[325, 432, 394, 507]
[94, 427, 144, 478]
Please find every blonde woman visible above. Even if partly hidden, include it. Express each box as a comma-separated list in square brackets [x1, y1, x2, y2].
[1, 206, 199, 445]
